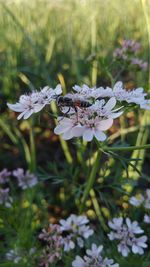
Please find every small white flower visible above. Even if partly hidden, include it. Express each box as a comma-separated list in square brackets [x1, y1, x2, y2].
[72, 256, 85, 267]
[118, 242, 130, 257]
[7, 92, 44, 120]
[86, 243, 103, 258]
[13, 168, 38, 189]
[59, 214, 93, 251]
[0, 168, 11, 184]
[72, 243, 119, 267]
[7, 84, 62, 120]
[0, 188, 13, 208]
[6, 249, 21, 263]
[144, 214, 150, 224]
[111, 82, 150, 110]
[144, 189, 150, 209]
[131, 236, 148, 255]
[62, 235, 75, 251]
[126, 218, 144, 234]
[108, 217, 147, 257]
[129, 195, 144, 207]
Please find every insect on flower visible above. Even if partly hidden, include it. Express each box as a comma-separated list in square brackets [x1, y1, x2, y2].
[56, 95, 93, 118]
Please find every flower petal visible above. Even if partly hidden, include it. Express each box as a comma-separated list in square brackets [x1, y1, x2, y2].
[97, 118, 113, 131]
[83, 128, 94, 141]
[94, 130, 106, 141]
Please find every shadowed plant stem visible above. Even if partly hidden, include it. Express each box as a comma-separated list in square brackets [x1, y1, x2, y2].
[29, 121, 36, 172]
[90, 189, 108, 231]
[80, 150, 102, 213]
[102, 144, 150, 151]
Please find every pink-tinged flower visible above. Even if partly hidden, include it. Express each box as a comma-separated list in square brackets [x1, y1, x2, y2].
[54, 117, 82, 140]
[7, 84, 62, 120]
[113, 39, 148, 72]
[108, 217, 147, 257]
[39, 224, 63, 265]
[0, 169, 11, 184]
[72, 243, 119, 267]
[131, 58, 148, 71]
[0, 188, 13, 208]
[144, 214, 150, 224]
[54, 96, 119, 142]
[13, 168, 38, 189]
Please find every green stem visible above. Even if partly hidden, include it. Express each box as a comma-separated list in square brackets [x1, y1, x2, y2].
[80, 150, 102, 213]
[102, 144, 150, 152]
[29, 121, 36, 172]
[90, 189, 108, 231]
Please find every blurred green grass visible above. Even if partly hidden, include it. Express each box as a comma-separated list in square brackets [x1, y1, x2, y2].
[0, 0, 149, 103]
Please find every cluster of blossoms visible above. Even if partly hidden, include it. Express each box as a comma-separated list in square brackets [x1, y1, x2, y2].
[8, 81, 150, 142]
[113, 39, 148, 71]
[129, 189, 150, 224]
[108, 217, 147, 257]
[0, 168, 38, 208]
[39, 214, 94, 265]
[7, 84, 62, 120]
[72, 244, 119, 267]
[39, 214, 120, 267]
[38, 214, 93, 265]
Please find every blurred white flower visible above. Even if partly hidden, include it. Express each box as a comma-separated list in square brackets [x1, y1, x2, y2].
[0, 168, 11, 184]
[7, 84, 62, 119]
[129, 195, 144, 207]
[144, 189, 150, 209]
[72, 243, 119, 267]
[108, 217, 147, 257]
[144, 214, 150, 224]
[6, 249, 21, 263]
[0, 188, 13, 208]
[13, 168, 38, 189]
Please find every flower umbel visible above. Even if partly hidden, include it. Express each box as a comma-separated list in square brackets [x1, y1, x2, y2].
[7, 84, 62, 120]
[108, 217, 147, 257]
[72, 243, 119, 267]
[13, 168, 38, 189]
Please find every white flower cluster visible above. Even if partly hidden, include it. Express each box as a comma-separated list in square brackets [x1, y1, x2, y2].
[129, 189, 150, 224]
[59, 214, 94, 251]
[0, 168, 38, 208]
[108, 217, 147, 257]
[129, 189, 150, 209]
[7, 84, 62, 120]
[13, 168, 38, 189]
[7, 81, 150, 142]
[72, 243, 119, 267]
[39, 214, 94, 265]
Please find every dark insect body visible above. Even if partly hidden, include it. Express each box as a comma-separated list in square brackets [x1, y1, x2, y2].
[57, 96, 92, 109]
